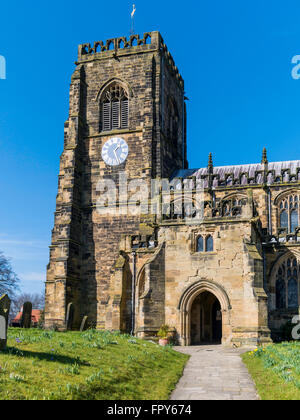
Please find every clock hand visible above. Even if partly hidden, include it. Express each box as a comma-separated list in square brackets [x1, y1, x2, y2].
[114, 144, 121, 163]
[113, 149, 120, 165]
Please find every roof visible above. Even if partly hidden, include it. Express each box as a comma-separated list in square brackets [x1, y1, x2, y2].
[12, 309, 42, 324]
[173, 160, 300, 187]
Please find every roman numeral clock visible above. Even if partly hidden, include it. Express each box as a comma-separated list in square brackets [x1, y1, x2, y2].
[101, 137, 129, 166]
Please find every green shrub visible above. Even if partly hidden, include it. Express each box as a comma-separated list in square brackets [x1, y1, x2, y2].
[157, 325, 169, 339]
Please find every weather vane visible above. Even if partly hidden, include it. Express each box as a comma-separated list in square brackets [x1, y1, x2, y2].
[130, 4, 136, 35]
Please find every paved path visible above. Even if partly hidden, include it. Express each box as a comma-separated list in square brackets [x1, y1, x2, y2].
[171, 345, 259, 400]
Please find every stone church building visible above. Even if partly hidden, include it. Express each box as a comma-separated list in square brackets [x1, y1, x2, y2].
[45, 31, 300, 347]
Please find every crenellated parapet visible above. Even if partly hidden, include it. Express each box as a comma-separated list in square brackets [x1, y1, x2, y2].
[77, 31, 184, 88]
[78, 32, 154, 59]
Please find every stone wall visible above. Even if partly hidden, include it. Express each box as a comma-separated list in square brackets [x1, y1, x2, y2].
[130, 218, 270, 347]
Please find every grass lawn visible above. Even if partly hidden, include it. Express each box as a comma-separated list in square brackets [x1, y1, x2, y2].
[242, 342, 300, 400]
[0, 328, 189, 400]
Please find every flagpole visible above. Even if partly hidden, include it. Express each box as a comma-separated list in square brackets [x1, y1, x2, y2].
[130, 4, 136, 35]
[131, 17, 134, 35]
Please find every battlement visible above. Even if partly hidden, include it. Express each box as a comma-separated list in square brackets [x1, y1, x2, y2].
[77, 31, 184, 88]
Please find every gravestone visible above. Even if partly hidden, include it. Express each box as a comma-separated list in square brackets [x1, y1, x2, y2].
[0, 294, 11, 350]
[66, 303, 74, 330]
[80, 316, 88, 332]
[21, 302, 32, 329]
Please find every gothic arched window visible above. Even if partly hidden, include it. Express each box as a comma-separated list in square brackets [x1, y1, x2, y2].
[197, 236, 204, 252]
[100, 83, 129, 131]
[275, 257, 299, 309]
[279, 194, 299, 233]
[206, 236, 214, 252]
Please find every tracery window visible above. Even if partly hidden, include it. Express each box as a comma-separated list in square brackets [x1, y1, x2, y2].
[275, 257, 299, 310]
[100, 83, 129, 131]
[279, 194, 299, 233]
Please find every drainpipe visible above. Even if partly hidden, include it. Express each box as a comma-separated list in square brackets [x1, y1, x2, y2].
[131, 251, 137, 336]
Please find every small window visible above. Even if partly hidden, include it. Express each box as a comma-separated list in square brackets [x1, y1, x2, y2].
[196, 235, 214, 252]
[206, 236, 214, 252]
[197, 236, 204, 252]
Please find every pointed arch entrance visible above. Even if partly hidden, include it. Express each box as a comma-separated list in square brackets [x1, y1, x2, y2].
[190, 291, 222, 344]
[178, 280, 232, 346]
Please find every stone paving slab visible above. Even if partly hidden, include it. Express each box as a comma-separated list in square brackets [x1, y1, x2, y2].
[171, 345, 259, 401]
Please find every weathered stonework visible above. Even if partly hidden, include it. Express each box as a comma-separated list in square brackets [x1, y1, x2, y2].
[45, 31, 300, 347]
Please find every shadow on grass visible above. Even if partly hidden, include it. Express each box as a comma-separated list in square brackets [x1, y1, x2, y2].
[2, 347, 90, 366]
[69, 374, 142, 400]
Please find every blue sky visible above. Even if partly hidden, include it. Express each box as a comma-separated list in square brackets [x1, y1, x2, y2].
[1, 0, 300, 294]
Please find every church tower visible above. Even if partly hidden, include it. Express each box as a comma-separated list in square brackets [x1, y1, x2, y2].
[45, 32, 187, 330]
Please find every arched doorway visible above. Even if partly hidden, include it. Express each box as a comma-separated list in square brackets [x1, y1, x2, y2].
[179, 279, 231, 346]
[190, 291, 222, 345]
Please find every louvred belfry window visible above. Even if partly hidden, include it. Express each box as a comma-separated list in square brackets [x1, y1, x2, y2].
[101, 83, 129, 131]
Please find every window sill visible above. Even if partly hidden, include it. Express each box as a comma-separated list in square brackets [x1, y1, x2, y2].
[191, 251, 217, 256]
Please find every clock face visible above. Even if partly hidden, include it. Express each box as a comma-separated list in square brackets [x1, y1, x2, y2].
[101, 137, 129, 167]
